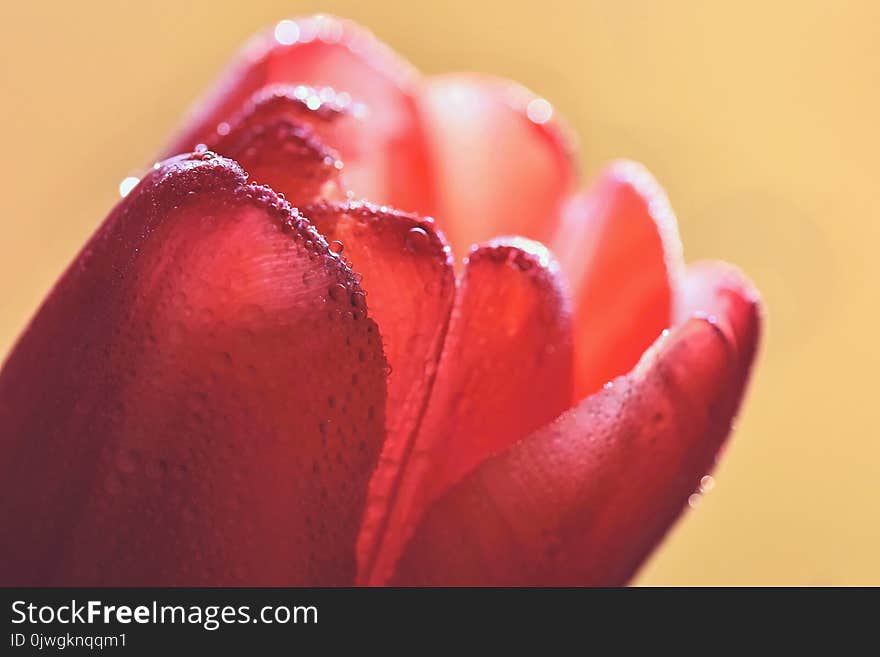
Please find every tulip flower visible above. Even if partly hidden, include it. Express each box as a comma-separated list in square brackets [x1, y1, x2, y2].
[0, 15, 761, 586]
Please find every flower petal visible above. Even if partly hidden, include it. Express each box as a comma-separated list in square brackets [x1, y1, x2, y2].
[391, 266, 760, 585]
[164, 15, 432, 212]
[552, 161, 684, 400]
[676, 260, 762, 369]
[364, 238, 574, 585]
[0, 153, 387, 585]
[212, 116, 344, 204]
[299, 201, 456, 583]
[418, 74, 578, 258]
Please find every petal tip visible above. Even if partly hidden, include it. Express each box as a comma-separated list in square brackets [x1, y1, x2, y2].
[601, 159, 685, 288]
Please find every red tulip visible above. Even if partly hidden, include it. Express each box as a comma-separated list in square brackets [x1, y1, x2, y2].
[0, 15, 761, 586]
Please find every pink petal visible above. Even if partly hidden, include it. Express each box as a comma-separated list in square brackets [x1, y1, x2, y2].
[299, 202, 456, 583]
[164, 15, 432, 212]
[363, 238, 574, 584]
[391, 265, 761, 585]
[552, 161, 683, 400]
[419, 74, 578, 258]
[212, 115, 344, 204]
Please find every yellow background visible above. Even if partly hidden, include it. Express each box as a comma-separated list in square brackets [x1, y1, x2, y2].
[1, 1, 876, 584]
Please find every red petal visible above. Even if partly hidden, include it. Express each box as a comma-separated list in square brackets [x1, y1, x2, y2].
[164, 15, 432, 212]
[418, 74, 578, 258]
[391, 266, 761, 585]
[212, 116, 344, 204]
[552, 161, 683, 400]
[0, 153, 387, 585]
[364, 238, 574, 585]
[299, 201, 456, 583]
[217, 84, 351, 143]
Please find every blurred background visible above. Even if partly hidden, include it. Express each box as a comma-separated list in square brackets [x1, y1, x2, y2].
[0, 1, 876, 584]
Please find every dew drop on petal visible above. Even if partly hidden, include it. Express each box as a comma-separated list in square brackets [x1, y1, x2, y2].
[526, 97, 553, 124]
[328, 283, 346, 302]
[512, 251, 534, 271]
[274, 19, 300, 45]
[699, 474, 715, 494]
[350, 291, 366, 310]
[118, 176, 139, 198]
[405, 226, 429, 252]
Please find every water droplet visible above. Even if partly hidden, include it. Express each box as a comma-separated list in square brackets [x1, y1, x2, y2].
[699, 475, 715, 493]
[526, 97, 553, 124]
[512, 251, 533, 271]
[687, 493, 702, 508]
[405, 226, 429, 252]
[118, 176, 139, 198]
[350, 290, 366, 310]
[329, 240, 344, 255]
[274, 19, 300, 45]
[328, 283, 346, 302]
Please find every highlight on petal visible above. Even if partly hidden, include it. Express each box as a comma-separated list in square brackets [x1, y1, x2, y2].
[363, 237, 574, 585]
[418, 74, 578, 258]
[164, 15, 432, 213]
[0, 153, 387, 585]
[552, 160, 684, 400]
[202, 83, 353, 149]
[299, 201, 456, 582]
[391, 266, 761, 586]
